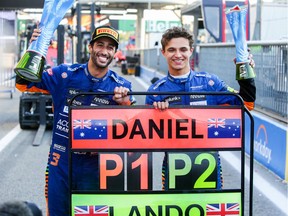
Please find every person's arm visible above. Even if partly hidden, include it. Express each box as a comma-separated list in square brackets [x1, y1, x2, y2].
[236, 51, 256, 111]
[238, 78, 256, 110]
[15, 75, 49, 94]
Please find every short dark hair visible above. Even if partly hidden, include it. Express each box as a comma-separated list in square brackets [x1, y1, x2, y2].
[0, 201, 33, 216]
[161, 26, 194, 50]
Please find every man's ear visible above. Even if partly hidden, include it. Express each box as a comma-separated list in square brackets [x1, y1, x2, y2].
[88, 43, 92, 53]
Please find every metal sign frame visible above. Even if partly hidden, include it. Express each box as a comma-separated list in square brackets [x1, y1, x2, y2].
[68, 91, 254, 216]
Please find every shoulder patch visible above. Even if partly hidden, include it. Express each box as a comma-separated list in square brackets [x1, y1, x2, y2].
[208, 79, 215, 86]
[110, 73, 125, 85]
[46, 68, 53, 76]
[195, 71, 212, 78]
[153, 79, 166, 90]
[61, 72, 68, 79]
[68, 64, 84, 72]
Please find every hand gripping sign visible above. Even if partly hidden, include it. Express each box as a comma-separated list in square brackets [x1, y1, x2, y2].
[68, 92, 254, 216]
[226, 5, 256, 80]
[14, 0, 74, 82]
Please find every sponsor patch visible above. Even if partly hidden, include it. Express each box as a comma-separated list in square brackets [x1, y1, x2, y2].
[208, 80, 214, 86]
[61, 72, 68, 79]
[46, 68, 53, 76]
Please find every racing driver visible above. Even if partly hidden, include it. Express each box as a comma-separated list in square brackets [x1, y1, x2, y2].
[146, 26, 256, 190]
[15, 25, 135, 215]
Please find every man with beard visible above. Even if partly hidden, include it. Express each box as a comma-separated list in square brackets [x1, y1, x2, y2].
[16, 25, 136, 216]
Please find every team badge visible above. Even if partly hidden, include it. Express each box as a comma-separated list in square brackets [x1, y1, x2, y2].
[61, 72, 68, 79]
[208, 80, 214, 86]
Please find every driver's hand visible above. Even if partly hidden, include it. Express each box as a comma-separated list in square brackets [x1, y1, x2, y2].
[29, 28, 41, 44]
[233, 48, 255, 68]
[113, 86, 130, 105]
[153, 101, 169, 110]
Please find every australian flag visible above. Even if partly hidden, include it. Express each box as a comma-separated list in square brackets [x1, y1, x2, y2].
[208, 118, 241, 138]
[206, 203, 240, 215]
[74, 205, 109, 216]
[73, 119, 108, 140]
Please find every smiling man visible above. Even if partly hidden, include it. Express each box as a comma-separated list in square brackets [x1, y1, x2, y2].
[145, 26, 256, 190]
[146, 26, 255, 110]
[15, 25, 136, 216]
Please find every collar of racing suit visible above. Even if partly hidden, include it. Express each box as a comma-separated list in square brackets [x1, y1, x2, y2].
[84, 63, 111, 83]
[167, 70, 194, 84]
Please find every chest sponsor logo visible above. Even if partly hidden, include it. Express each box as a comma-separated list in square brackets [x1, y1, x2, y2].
[165, 96, 182, 103]
[91, 97, 110, 105]
[56, 118, 69, 133]
[189, 95, 207, 105]
[67, 89, 83, 106]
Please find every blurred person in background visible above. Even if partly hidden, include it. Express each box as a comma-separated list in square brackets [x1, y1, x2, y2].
[0, 200, 42, 216]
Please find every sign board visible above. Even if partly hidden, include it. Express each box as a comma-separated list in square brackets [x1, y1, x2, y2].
[69, 105, 250, 216]
[70, 107, 243, 150]
[72, 192, 242, 215]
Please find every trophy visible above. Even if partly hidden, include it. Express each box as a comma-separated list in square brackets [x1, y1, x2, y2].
[226, 5, 256, 80]
[14, 0, 74, 82]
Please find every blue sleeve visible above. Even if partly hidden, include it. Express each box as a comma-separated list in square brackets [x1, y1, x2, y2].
[209, 74, 242, 105]
[145, 85, 156, 105]
[25, 64, 68, 95]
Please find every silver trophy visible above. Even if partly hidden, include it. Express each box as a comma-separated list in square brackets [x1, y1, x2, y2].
[226, 5, 256, 80]
[14, 0, 74, 82]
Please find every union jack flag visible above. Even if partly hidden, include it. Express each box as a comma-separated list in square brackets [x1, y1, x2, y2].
[73, 119, 92, 129]
[74, 205, 109, 216]
[208, 118, 241, 138]
[206, 203, 240, 215]
[208, 118, 225, 128]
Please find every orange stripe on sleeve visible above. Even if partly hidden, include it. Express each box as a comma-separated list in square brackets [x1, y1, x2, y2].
[244, 101, 255, 111]
[217, 103, 255, 111]
[16, 83, 50, 94]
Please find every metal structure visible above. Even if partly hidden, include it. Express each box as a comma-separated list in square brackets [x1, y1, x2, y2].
[198, 41, 288, 121]
[68, 91, 254, 216]
[130, 40, 288, 121]
[77, 0, 186, 10]
[0, 0, 186, 10]
[19, 92, 53, 145]
[0, 11, 17, 98]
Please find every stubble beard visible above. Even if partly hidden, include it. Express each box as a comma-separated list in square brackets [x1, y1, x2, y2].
[91, 50, 113, 69]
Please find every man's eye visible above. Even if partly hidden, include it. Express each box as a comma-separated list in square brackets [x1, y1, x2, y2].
[180, 48, 188, 52]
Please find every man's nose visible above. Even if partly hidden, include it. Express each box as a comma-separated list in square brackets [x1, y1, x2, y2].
[174, 49, 182, 57]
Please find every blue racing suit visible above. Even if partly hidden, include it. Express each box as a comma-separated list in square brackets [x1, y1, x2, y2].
[146, 70, 256, 190]
[16, 63, 135, 216]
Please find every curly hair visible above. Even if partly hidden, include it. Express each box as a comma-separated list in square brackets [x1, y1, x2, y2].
[161, 26, 194, 50]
